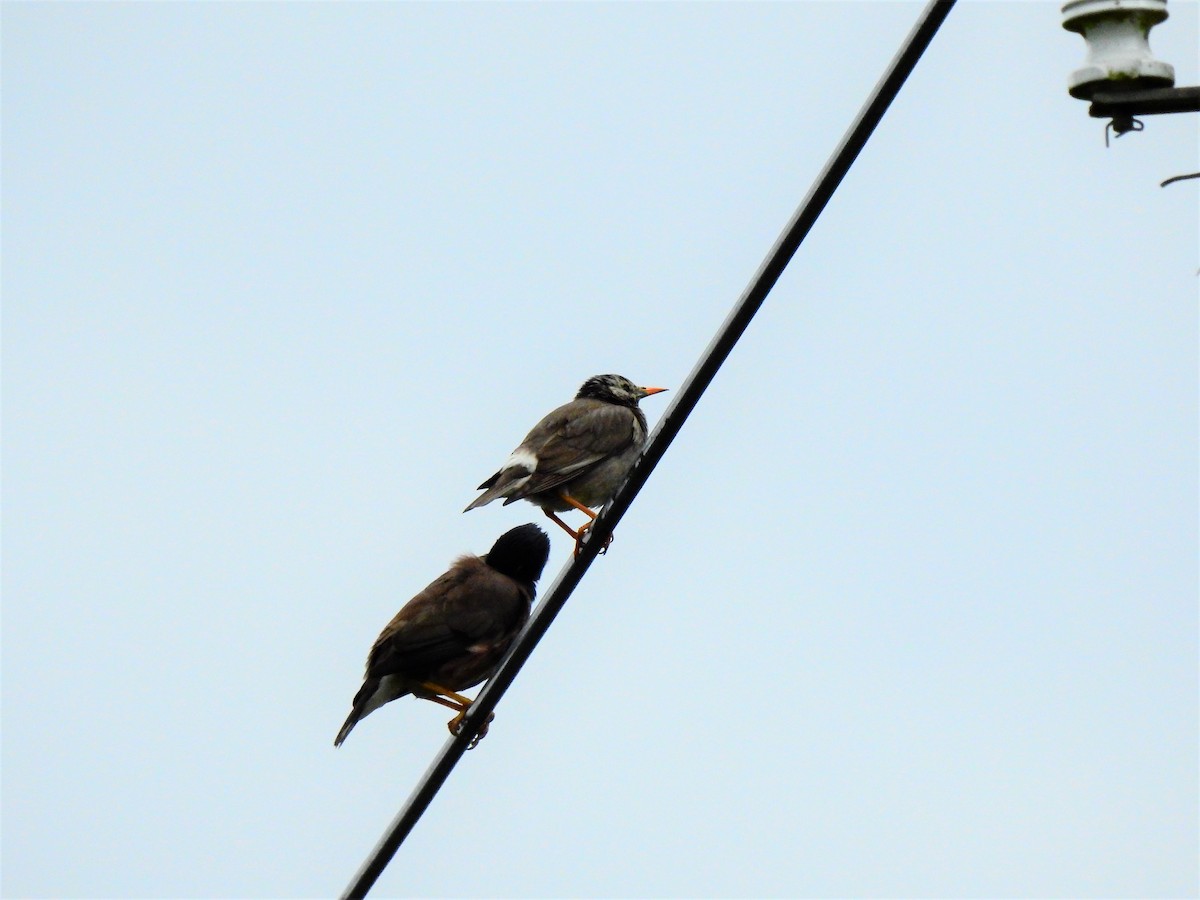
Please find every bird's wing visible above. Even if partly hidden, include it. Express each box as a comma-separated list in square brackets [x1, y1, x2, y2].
[466, 400, 633, 508]
[514, 403, 636, 497]
[364, 560, 529, 678]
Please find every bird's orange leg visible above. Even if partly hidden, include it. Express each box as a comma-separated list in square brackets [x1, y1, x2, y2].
[558, 493, 599, 520]
[542, 508, 583, 541]
[556, 492, 614, 556]
[417, 681, 494, 748]
[416, 683, 474, 708]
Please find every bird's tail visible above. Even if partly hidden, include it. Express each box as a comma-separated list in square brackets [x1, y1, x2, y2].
[333, 712, 359, 748]
[334, 677, 381, 747]
[463, 490, 502, 513]
[463, 472, 507, 512]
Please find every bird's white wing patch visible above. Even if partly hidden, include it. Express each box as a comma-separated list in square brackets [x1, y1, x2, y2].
[503, 447, 538, 475]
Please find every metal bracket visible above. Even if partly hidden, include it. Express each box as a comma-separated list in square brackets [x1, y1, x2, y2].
[1088, 85, 1200, 119]
[1086, 85, 1199, 146]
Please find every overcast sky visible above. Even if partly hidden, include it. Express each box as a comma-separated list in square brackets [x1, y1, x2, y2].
[4, 2, 1197, 898]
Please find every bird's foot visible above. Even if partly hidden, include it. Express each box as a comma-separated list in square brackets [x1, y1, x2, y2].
[573, 522, 614, 557]
[447, 707, 496, 749]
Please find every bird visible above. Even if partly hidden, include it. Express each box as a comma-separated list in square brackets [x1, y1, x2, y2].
[464, 374, 667, 554]
[334, 524, 551, 748]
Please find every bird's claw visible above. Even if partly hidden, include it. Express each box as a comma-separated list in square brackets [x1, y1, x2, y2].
[573, 524, 614, 558]
[448, 707, 496, 749]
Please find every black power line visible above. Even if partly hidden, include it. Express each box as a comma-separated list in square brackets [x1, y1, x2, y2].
[340, 1, 957, 895]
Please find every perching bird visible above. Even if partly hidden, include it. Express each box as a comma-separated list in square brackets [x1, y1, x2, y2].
[464, 374, 666, 553]
[334, 524, 550, 748]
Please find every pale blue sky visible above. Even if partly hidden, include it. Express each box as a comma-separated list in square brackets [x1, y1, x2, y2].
[4, 2, 1197, 898]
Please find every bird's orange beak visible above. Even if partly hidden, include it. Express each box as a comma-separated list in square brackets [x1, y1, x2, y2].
[642, 386, 667, 397]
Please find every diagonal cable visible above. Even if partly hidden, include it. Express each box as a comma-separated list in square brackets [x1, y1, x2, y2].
[340, 1, 956, 895]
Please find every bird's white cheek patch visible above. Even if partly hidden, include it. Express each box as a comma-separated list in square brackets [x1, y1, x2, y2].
[504, 448, 538, 475]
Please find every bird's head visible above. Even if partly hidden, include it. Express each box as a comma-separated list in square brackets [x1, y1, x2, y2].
[484, 524, 551, 586]
[576, 374, 667, 407]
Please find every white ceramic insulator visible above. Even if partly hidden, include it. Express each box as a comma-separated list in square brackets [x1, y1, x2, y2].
[1062, 0, 1175, 99]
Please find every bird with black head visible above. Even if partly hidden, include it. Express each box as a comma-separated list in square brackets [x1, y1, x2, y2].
[335, 524, 551, 748]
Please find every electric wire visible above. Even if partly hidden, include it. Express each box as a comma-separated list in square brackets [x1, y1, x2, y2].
[340, 2, 957, 895]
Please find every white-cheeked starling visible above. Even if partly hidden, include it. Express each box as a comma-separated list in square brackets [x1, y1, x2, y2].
[464, 374, 666, 554]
